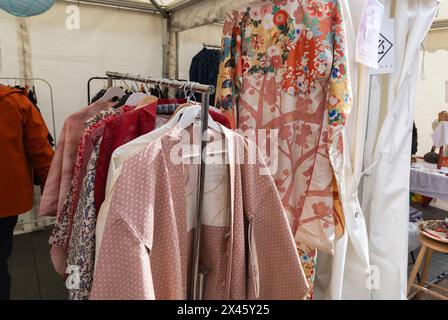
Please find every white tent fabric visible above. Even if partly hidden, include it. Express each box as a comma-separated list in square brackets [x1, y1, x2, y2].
[314, 0, 372, 300]
[170, 0, 259, 31]
[361, 0, 439, 300]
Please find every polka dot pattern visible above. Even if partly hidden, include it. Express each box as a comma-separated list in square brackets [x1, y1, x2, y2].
[91, 128, 308, 300]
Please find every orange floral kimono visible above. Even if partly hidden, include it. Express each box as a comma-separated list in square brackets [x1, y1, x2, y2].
[216, 0, 353, 296]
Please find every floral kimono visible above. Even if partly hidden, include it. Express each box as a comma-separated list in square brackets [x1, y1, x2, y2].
[215, 0, 353, 296]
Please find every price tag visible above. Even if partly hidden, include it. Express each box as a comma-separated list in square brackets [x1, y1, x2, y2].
[371, 19, 395, 75]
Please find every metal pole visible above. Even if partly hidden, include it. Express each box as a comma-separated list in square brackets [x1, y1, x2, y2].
[107, 75, 114, 88]
[105, 71, 214, 93]
[148, 0, 169, 18]
[87, 76, 108, 104]
[191, 91, 210, 300]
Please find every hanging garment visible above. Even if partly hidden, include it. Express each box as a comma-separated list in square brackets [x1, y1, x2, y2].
[67, 140, 102, 300]
[215, 0, 352, 255]
[0, 85, 54, 217]
[190, 47, 221, 105]
[49, 105, 133, 276]
[94, 107, 233, 257]
[39, 99, 115, 218]
[91, 124, 308, 300]
[67, 101, 190, 300]
[94, 100, 186, 213]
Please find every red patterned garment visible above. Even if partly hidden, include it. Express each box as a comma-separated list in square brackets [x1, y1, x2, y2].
[94, 102, 158, 213]
[216, 0, 352, 256]
[215, 0, 353, 298]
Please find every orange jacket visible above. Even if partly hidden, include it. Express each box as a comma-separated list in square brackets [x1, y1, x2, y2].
[0, 85, 54, 217]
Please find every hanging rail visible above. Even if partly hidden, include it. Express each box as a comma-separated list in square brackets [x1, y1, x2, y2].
[105, 71, 214, 300]
[203, 42, 221, 50]
[105, 71, 214, 94]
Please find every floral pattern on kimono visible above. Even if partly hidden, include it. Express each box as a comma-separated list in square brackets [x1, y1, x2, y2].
[67, 139, 101, 300]
[216, 0, 352, 296]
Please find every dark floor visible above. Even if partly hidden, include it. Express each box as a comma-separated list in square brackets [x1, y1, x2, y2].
[9, 227, 67, 300]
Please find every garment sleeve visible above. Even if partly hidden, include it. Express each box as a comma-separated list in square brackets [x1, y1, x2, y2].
[189, 55, 199, 83]
[326, 0, 353, 239]
[94, 119, 116, 214]
[19, 96, 54, 189]
[91, 160, 156, 300]
[242, 142, 309, 300]
[39, 123, 66, 217]
[327, 0, 353, 127]
[215, 10, 243, 128]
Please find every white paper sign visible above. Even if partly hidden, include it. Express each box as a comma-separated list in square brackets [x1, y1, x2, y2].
[356, 0, 385, 69]
[371, 19, 395, 75]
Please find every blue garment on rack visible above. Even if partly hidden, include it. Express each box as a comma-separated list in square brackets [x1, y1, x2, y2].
[189, 48, 220, 106]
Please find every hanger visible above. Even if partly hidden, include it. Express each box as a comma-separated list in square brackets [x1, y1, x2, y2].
[124, 92, 148, 107]
[134, 75, 158, 109]
[100, 78, 125, 102]
[178, 103, 223, 133]
[122, 75, 150, 106]
[176, 82, 222, 133]
[169, 81, 195, 120]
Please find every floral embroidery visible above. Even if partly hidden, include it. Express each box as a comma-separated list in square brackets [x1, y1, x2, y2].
[216, 0, 353, 297]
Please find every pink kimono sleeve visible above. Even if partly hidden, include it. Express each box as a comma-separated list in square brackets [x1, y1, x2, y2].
[39, 123, 67, 217]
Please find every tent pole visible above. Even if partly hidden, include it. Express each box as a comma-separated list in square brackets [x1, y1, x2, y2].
[148, 0, 169, 18]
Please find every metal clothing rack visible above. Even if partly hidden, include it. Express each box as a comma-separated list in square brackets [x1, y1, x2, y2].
[203, 42, 221, 50]
[105, 71, 215, 300]
[87, 76, 109, 104]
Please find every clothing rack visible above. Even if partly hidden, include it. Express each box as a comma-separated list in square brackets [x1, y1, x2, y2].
[203, 42, 221, 50]
[105, 71, 215, 300]
[87, 76, 109, 104]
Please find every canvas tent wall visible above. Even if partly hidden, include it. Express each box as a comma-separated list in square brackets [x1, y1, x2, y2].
[415, 2, 448, 156]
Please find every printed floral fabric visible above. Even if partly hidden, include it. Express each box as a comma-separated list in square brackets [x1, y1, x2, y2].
[215, 0, 352, 298]
[216, 0, 351, 255]
[49, 105, 132, 276]
[67, 139, 101, 300]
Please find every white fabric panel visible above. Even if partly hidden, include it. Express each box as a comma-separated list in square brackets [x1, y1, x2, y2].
[170, 0, 260, 32]
[13, 2, 163, 138]
[362, 0, 439, 300]
[415, 46, 448, 155]
[314, 0, 372, 300]
[177, 24, 222, 80]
